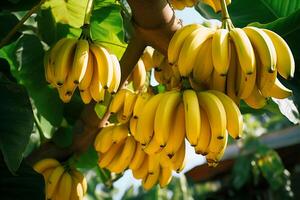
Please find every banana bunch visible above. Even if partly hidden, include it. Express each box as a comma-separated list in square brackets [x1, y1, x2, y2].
[168, 23, 294, 108]
[33, 158, 87, 200]
[201, 0, 231, 12]
[127, 58, 147, 91]
[44, 37, 121, 104]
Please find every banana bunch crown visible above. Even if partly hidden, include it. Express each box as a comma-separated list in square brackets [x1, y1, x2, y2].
[44, 37, 121, 104]
[33, 158, 87, 200]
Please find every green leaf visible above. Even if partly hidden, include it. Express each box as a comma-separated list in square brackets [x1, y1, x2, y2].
[75, 145, 98, 169]
[0, 34, 64, 127]
[0, 80, 34, 174]
[0, 160, 44, 199]
[232, 155, 252, 189]
[42, 0, 88, 28]
[95, 103, 107, 118]
[0, 0, 40, 11]
[90, 5, 127, 59]
[196, 0, 300, 27]
[0, 12, 20, 44]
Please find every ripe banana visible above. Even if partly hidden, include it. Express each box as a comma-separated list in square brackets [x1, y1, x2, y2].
[159, 167, 172, 188]
[132, 59, 147, 91]
[178, 27, 215, 76]
[269, 78, 292, 99]
[243, 85, 267, 109]
[94, 125, 114, 153]
[70, 175, 84, 200]
[46, 165, 65, 199]
[230, 28, 255, 74]
[112, 123, 129, 143]
[202, 0, 231, 13]
[193, 38, 214, 83]
[183, 90, 201, 146]
[197, 92, 226, 148]
[89, 56, 105, 102]
[208, 90, 243, 139]
[109, 89, 127, 113]
[168, 24, 202, 64]
[135, 92, 165, 145]
[171, 141, 186, 173]
[206, 130, 228, 167]
[194, 107, 211, 155]
[53, 38, 77, 86]
[89, 43, 113, 89]
[143, 136, 162, 155]
[56, 172, 72, 200]
[132, 155, 149, 180]
[78, 51, 93, 91]
[212, 28, 231, 75]
[141, 46, 154, 71]
[69, 39, 89, 84]
[263, 29, 295, 79]
[148, 153, 160, 174]
[108, 54, 121, 94]
[129, 143, 146, 170]
[142, 167, 160, 190]
[33, 158, 60, 173]
[71, 169, 87, 194]
[154, 91, 181, 147]
[133, 92, 151, 118]
[80, 89, 92, 104]
[129, 117, 138, 137]
[163, 102, 186, 157]
[98, 141, 124, 168]
[123, 89, 137, 118]
[210, 69, 226, 93]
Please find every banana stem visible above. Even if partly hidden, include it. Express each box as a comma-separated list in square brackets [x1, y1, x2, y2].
[83, 0, 94, 25]
[220, 0, 234, 30]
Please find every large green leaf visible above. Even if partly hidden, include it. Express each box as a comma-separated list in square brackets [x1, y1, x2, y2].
[0, 159, 44, 199]
[196, 0, 300, 27]
[0, 12, 20, 44]
[0, 79, 34, 174]
[0, 34, 64, 127]
[90, 5, 127, 59]
[42, 0, 88, 28]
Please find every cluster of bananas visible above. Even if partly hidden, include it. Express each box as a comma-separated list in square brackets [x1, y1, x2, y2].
[44, 37, 121, 103]
[94, 88, 242, 189]
[33, 158, 87, 200]
[169, 0, 231, 12]
[168, 23, 294, 108]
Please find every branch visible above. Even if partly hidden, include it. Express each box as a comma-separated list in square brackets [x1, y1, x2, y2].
[26, 0, 181, 165]
[0, 0, 46, 48]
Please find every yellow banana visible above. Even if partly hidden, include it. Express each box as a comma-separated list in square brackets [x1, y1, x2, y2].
[69, 39, 89, 84]
[194, 107, 211, 155]
[89, 43, 113, 89]
[183, 90, 201, 146]
[129, 143, 146, 170]
[244, 85, 267, 109]
[208, 90, 243, 139]
[56, 172, 72, 200]
[197, 91, 226, 147]
[89, 56, 105, 102]
[263, 29, 295, 79]
[133, 92, 152, 118]
[230, 28, 255, 74]
[44, 50, 54, 84]
[123, 89, 137, 118]
[164, 102, 186, 157]
[143, 136, 162, 155]
[202, 0, 231, 12]
[210, 69, 226, 93]
[135, 92, 166, 145]
[54, 38, 77, 86]
[212, 29, 231, 75]
[107, 136, 136, 173]
[80, 89, 92, 104]
[112, 123, 129, 143]
[141, 46, 154, 71]
[129, 117, 138, 137]
[46, 165, 65, 199]
[142, 167, 160, 190]
[132, 59, 147, 91]
[94, 125, 114, 153]
[193, 38, 214, 83]
[206, 130, 228, 167]
[154, 91, 181, 147]
[148, 153, 160, 174]
[159, 150, 173, 168]
[71, 169, 87, 194]
[269, 78, 292, 99]
[108, 54, 121, 93]
[171, 141, 186, 173]
[70, 175, 84, 200]
[116, 110, 130, 124]
[159, 167, 172, 188]
[78, 51, 94, 91]
[33, 158, 60, 173]
[152, 49, 165, 68]
[98, 141, 124, 168]
[178, 27, 215, 76]
[132, 155, 149, 180]
[168, 23, 202, 64]
[109, 89, 126, 113]
[170, 0, 186, 10]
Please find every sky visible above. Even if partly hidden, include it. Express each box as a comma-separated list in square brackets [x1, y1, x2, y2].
[109, 7, 208, 200]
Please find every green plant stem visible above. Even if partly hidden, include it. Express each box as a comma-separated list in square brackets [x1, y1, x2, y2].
[220, 0, 234, 30]
[0, 0, 46, 48]
[83, 0, 94, 25]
